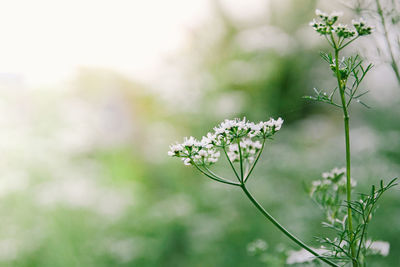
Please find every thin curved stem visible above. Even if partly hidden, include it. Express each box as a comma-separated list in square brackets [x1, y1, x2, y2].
[191, 161, 240, 186]
[356, 216, 368, 261]
[223, 146, 241, 182]
[338, 36, 345, 48]
[203, 165, 232, 183]
[240, 185, 339, 267]
[324, 34, 334, 47]
[339, 36, 359, 51]
[244, 138, 266, 182]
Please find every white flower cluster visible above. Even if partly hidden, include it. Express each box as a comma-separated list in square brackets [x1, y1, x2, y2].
[351, 18, 373, 36]
[334, 24, 356, 38]
[321, 167, 346, 179]
[168, 117, 283, 167]
[310, 167, 356, 195]
[206, 117, 283, 147]
[168, 136, 220, 166]
[250, 117, 284, 137]
[310, 9, 372, 39]
[227, 138, 263, 163]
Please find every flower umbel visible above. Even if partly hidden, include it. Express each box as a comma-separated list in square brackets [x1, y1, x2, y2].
[310, 9, 372, 47]
[168, 117, 283, 181]
[352, 18, 373, 36]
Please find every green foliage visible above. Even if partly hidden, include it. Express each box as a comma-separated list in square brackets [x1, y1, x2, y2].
[306, 8, 397, 267]
[305, 53, 373, 109]
[311, 175, 397, 265]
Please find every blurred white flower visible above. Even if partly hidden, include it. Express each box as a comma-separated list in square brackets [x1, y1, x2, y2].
[366, 240, 390, 256]
[247, 239, 268, 255]
[286, 248, 329, 264]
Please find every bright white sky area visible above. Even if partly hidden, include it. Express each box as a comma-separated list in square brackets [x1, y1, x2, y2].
[0, 0, 273, 87]
[0, 0, 281, 87]
[0, 0, 214, 87]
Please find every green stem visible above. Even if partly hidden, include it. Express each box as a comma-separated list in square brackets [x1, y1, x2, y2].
[356, 215, 369, 263]
[204, 165, 233, 183]
[223, 146, 241, 182]
[339, 36, 359, 51]
[191, 161, 240, 186]
[244, 138, 266, 182]
[334, 48, 358, 267]
[240, 185, 339, 267]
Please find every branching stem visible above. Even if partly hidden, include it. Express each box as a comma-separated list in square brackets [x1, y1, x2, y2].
[223, 146, 241, 182]
[232, 142, 338, 266]
[191, 161, 240, 186]
[244, 138, 266, 182]
[240, 184, 339, 267]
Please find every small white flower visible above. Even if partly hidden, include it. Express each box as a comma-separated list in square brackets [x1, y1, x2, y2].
[322, 172, 330, 179]
[183, 136, 197, 147]
[250, 117, 284, 138]
[249, 122, 261, 132]
[168, 143, 184, 157]
[309, 19, 318, 27]
[351, 18, 373, 36]
[200, 135, 213, 149]
[312, 180, 322, 187]
[350, 178, 357, 187]
[198, 150, 207, 157]
[321, 167, 346, 180]
[274, 117, 284, 130]
[182, 158, 191, 166]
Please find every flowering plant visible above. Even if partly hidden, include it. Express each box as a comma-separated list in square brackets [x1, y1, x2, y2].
[305, 9, 397, 266]
[168, 9, 396, 267]
[168, 117, 282, 185]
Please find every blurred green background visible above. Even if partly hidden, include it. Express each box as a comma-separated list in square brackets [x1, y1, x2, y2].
[0, 0, 398, 266]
